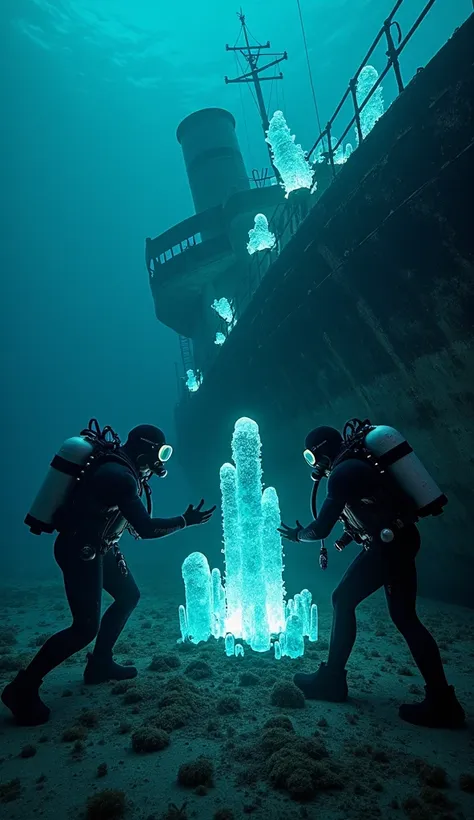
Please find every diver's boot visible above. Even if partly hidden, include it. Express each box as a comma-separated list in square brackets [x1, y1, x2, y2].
[294, 662, 348, 702]
[399, 685, 465, 729]
[1, 670, 50, 726]
[83, 652, 137, 685]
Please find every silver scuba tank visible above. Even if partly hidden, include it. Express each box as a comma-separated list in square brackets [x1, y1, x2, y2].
[25, 436, 95, 535]
[363, 425, 447, 518]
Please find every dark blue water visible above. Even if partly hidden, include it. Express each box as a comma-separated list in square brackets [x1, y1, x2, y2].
[1, 0, 470, 579]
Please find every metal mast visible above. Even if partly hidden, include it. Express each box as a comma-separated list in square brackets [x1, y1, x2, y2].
[225, 9, 287, 170]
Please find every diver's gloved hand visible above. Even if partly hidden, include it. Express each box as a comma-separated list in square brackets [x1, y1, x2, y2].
[278, 521, 304, 542]
[182, 500, 216, 527]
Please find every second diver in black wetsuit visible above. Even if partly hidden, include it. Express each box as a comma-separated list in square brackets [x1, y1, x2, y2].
[2, 424, 215, 727]
[278, 424, 465, 729]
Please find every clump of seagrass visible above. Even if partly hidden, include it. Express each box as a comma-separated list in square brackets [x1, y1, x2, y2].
[184, 659, 213, 680]
[149, 654, 182, 672]
[85, 789, 126, 820]
[178, 757, 214, 788]
[262, 728, 342, 802]
[147, 675, 205, 733]
[131, 727, 169, 753]
[270, 680, 305, 709]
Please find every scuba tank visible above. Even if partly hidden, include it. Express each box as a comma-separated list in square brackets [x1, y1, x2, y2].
[25, 419, 122, 535]
[363, 424, 447, 518]
[340, 419, 447, 519]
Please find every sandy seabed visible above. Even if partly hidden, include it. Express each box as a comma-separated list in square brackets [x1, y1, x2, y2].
[0, 581, 473, 820]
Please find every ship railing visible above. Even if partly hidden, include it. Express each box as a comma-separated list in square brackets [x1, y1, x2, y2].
[238, 0, 443, 317]
[307, 0, 438, 171]
[249, 168, 278, 188]
[146, 205, 223, 277]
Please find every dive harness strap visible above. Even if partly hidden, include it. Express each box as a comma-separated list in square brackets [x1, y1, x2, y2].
[310, 425, 415, 570]
[310, 473, 329, 571]
[80, 540, 128, 576]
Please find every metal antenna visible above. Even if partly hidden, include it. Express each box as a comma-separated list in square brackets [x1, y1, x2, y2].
[225, 9, 288, 171]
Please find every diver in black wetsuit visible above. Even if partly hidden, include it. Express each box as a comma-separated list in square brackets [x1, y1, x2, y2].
[279, 425, 465, 729]
[1, 424, 215, 727]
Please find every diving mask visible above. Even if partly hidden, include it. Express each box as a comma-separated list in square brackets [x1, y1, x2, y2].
[303, 448, 316, 466]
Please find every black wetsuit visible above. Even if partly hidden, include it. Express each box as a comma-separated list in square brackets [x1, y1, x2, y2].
[25, 458, 185, 683]
[298, 458, 447, 690]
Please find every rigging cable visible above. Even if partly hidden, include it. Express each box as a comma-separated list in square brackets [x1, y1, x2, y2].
[236, 51, 259, 114]
[234, 51, 256, 170]
[267, 74, 274, 121]
[296, 0, 326, 149]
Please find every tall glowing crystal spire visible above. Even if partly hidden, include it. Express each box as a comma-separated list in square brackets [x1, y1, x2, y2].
[266, 110, 313, 197]
[220, 462, 242, 637]
[262, 486, 285, 633]
[232, 418, 270, 650]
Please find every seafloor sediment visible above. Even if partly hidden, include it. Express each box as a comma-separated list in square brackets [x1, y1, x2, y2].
[0, 582, 473, 820]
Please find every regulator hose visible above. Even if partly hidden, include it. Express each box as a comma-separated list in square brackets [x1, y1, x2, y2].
[310, 473, 322, 518]
[143, 480, 153, 516]
[310, 472, 328, 570]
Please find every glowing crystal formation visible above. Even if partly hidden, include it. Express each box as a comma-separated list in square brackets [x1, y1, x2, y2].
[314, 137, 353, 166]
[211, 297, 234, 325]
[181, 552, 212, 644]
[309, 604, 319, 642]
[220, 462, 242, 637]
[247, 213, 276, 255]
[356, 65, 384, 142]
[285, 598, 295, 621]
[343, 143, 353, 162]
[178, 604, 187, 641]
[262, 487, 286, 634]
[215, 332, 226, 346]
[284, 614, 304, 659]
[232, 418, 269, 649]
[300, 589, 312, 636]
[266, 110, 313, 197]
[225, 632, 235, 657]
[185, 369, 201, 393]
[211, 568, 226, 639]
[180, 418, 317, 657]
[235, 644, 244, 657]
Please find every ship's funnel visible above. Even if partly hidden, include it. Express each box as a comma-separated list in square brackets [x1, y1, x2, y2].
[177, 108, 250, 214]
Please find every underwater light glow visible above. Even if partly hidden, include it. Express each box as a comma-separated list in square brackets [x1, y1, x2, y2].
[266, 110, 313, 197]
[247, 213, 276, 255]
[179, 418, 318, 658]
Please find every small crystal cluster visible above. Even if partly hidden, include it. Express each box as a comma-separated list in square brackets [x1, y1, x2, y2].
[247, 213, 276, 255]
[211, 297, 235, 326]
[356, 65, 384, 142]
[185, 369, 202, 392]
